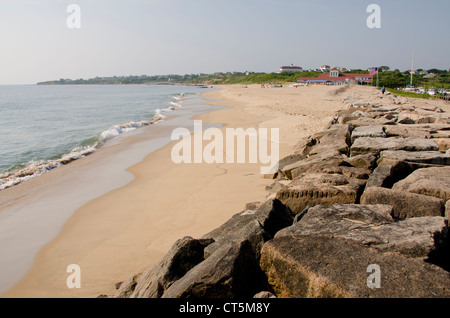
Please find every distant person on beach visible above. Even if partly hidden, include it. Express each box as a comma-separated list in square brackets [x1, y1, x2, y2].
[382, 87, 386, 94]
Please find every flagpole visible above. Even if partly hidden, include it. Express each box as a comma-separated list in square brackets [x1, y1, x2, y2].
[377, 68, 380, 88]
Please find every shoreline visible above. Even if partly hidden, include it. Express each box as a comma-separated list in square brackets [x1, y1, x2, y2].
[0, 90, 221, 296]
[1, 83, 407, 298]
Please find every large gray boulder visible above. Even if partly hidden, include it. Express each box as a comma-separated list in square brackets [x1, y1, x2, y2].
[360, 187, 445, 219]
[378, 150, 450, 166]
[351, 125, 386, 143]
[392, 167, 450, 202]
[275, 204, 448, 260]
[344, 153, 378, 170]
[276, 173, 366, 215]
[114, 236, 213, 298]
[350, 137, 439, 156]
[346, 117, 396, 128]
[260, 235, 450, 298]
[281, 150, 345, 180]
[384, 125, 432, 139]
[201, 199, 293, 259]
[308, 124, 352, 156]
[277, 153, 307, 171]
[162, 240, 265, 298]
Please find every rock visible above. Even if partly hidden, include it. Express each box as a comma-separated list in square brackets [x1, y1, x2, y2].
[392, 167, 450, 202]
[204, 220, 267, 260]
[305, 165, 371, 180]
[201, 199, 293, 258]
[278, 153, 307, 171]
[294, 137, 318, 156]
[308, 124, 352, 156]
[260, 235, 450, 298]
[396, 115, 416, 124]
[253, 199, 294, 238]
[434, 138, 450, 153]
[350, 137, 439, 156]
[289, 157, 350, 180]
[344, 153, 378, 170]
[337, 114, 362, 125]
[114, 273, 141, 298]
[378, 150, 450, 166]
[365, 165, 395, 188]
[346, 117, 396, 128]
[384, 125, 432, 139]
[431, 131, 450, 139]
[275, 204, 448, 261]
[280, 204, 395, 232]
[360, 187, 445, 219]
[351, 125, 386, 143]
[115, 236, 214, 298]
[244, 201, 262, 210]
[265, 180, 287, 194]
[253, 291, 277, 298]
[401, 123, 450, 131]
[276, 174, 366, 215]
[281, 150, 344, 180]
[263, 170, 280, 180]
[376, 159, 446, 186]
[369, 105, 401, 113]
[161, 240, 265, 298]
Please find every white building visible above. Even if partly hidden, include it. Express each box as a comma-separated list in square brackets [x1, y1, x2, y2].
[320, 65, 331, 72]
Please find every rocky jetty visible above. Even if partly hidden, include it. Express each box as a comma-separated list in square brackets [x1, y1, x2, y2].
[112, 88, 450, 298]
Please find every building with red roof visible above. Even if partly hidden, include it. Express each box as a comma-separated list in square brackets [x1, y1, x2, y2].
[297, 68, 373, 85]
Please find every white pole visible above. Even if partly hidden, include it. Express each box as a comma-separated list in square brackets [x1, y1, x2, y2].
[411, 51, 414, 86]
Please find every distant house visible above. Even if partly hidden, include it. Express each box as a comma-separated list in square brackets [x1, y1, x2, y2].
[424, 73, 437, 78]
[297, 68, 372, 85]
[279, 64, 303, 73]
[330, 67, 340, 77]
[320, 65, 331, 72]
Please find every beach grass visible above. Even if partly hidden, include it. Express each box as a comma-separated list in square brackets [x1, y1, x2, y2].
[384, 88, 435, 99]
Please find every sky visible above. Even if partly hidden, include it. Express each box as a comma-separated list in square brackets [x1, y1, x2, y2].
[0, 0, 449, 84]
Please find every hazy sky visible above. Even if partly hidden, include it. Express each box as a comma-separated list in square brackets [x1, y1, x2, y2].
[0, 0, 449, 84]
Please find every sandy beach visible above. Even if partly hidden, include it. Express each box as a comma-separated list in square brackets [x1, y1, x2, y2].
[4, 83, 445, 298]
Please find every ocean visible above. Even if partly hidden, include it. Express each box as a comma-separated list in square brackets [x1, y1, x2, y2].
[0, 84, 213, 190]
[0, 83, 220, 294]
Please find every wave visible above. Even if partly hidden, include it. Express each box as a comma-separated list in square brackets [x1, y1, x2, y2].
[0, 144, 97, 190]
[0, 96, 187, 191]
[99, 116, 163, 142]
[172, 93, 185, 101]
[170, 101, 182, 108]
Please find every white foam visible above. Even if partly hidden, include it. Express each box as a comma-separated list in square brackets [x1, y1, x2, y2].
[170, 101, 182, 108]
[154, 108, 166, 120]
[0, 144, 100, 191]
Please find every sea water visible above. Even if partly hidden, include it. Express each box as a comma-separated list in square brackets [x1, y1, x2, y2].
[0, 84, 212, 190]
[0, 83, 220, 294]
